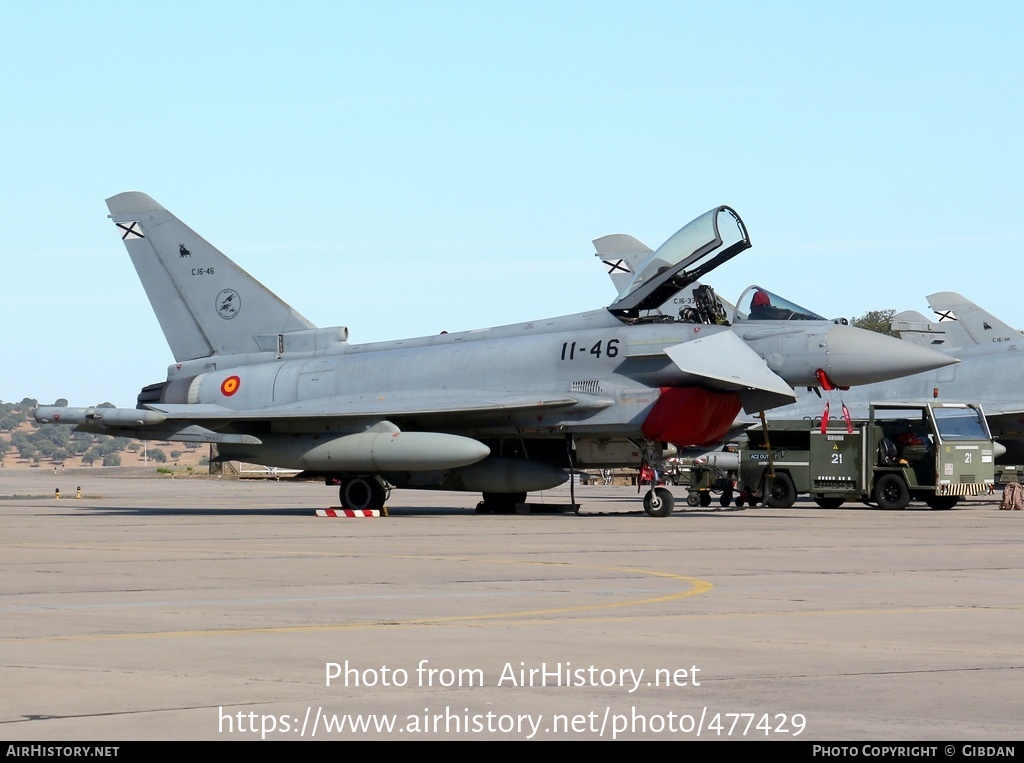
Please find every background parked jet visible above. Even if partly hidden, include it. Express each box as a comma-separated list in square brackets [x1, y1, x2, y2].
[35, 195, 953, 515]
[891, 291, 1020, 350]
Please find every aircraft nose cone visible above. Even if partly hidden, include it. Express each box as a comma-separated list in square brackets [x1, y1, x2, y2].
[824, 324, 957, 386]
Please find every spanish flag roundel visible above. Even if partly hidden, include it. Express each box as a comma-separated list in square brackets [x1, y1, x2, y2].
[221, 375, 241, 396]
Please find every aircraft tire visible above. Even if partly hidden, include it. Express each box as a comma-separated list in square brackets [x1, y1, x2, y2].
[873, 474, 910, 510]
[925, 495, 959, 510]
[643, 487, 674, 517]
[764, 473, 797, 508]
[340, 477, 386, 511]
[481, 492, 526, 514]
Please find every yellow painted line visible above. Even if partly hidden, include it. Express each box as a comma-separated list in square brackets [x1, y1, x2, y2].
[515, 602, 1024, 626]
[10, 604, 1007, 645]
[5, 559, 712, 642]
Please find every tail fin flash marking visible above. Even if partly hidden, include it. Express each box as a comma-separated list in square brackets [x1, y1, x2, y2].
[116, 221, 145, 240]
[106, 192, 315, 363]
[592, 234, 652, 294]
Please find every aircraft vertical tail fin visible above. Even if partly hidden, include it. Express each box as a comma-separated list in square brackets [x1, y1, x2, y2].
[924, 292, 1021, 347]
[593, 234, 653, 294]
[106, 192, 315, 362]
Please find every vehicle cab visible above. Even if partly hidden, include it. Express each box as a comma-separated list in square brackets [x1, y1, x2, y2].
[868, 402, 995, 508]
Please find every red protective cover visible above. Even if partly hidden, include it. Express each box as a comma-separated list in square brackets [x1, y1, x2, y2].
[641, 387, 742, 447]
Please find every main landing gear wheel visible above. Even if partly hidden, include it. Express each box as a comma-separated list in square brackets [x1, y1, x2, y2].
[477, 492, 527, 514]
[643, 487, 675, 517]
[340, 476, 387, 511]
[764, 473, 797, 508]
[872, 474, 910, 510]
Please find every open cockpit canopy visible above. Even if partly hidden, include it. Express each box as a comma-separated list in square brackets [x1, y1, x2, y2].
[608, 206, 750, 320]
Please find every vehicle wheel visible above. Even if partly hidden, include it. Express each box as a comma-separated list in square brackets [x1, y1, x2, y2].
[699, 491, 712, 507]
[814, 496, 845, 509]
[873, 474, 910, 510]
[686, 492, 700, 507]
[720, 490, 733, 507]
[764, 473, 797, 508]
[925, 495, 959, 510]
[340, 476, 386, 511]
[644, 487, 675, 517]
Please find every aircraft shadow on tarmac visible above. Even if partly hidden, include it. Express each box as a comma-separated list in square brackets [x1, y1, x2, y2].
[53, 504, 488, 517]
[56, 505, 324, 517]
[41, 495, 982, 518]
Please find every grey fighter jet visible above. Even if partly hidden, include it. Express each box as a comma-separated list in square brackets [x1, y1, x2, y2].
[891, 291, 1019, 351]
[34, 195, 954, 515]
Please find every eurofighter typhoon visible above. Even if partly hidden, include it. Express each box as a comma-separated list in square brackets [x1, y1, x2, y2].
[35, 195, 954, 515]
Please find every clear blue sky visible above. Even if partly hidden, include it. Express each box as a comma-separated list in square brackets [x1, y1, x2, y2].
[3, 1, 1022, 406]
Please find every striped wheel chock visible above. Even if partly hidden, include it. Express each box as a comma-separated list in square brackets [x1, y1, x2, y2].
[316, 509, 385, 517]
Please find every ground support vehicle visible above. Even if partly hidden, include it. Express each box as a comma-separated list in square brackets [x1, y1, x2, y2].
[686, 462, 732, 507]
[736, 403, 995, 510]
[691, 449, 741, 508]
[663, 450, 740, 508]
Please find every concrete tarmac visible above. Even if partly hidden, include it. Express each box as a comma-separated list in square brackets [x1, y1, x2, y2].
[1, 467, 1021, 741]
